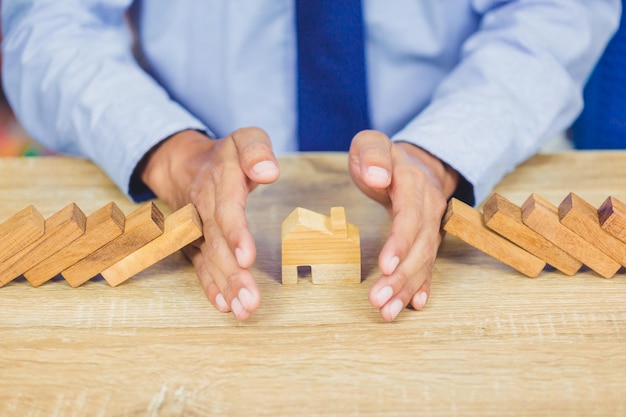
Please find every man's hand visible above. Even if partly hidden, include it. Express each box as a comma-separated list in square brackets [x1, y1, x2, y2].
[140, 128, 280, 320]
[348, 130, 460, 321]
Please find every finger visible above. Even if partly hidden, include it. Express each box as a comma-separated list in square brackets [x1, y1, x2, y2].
[374, 187, 444, 321]
[194, 145, 260, 314]
[203, 227, 262, 320]
[231, 127, 280, 184]
[410, 280, 431, 311]
[369, 146, 447, 321]
[227, 271, 262, 321]
[375, 150, 424, 276]
[377, 203, 421, 276]
[374, 207, 443, 321]
[349, 130, 393, 189]
[182, 243, 230, 313]
[372, 238, 436, 322]
[203, 220, 261, 320]
[210, 156, 257, 269]
[213, 195, 256, 268]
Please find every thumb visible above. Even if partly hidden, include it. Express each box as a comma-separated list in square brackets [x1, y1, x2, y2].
[231, 127, 281, 184]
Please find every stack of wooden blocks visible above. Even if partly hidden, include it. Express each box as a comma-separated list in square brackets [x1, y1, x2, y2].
[0, 202, 203, 288]
[443, 193, 626, 278]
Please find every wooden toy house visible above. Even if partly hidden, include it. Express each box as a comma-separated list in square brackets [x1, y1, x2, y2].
[281, 207, 361, 284]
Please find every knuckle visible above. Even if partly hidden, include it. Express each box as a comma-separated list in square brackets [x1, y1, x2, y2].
[236, 126, 268, 138]
[213, 204, 230, 224]
[397, 234, 414, 255]
[241, 142, 272, 166]
[204, 280, 219, 297]
[430, 189, 448, 215]
[204, 235, 222, 256]
[364, 145, 390, 164]
[393, 268, 410, 287]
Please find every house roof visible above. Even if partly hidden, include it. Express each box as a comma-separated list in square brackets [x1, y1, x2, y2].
[282, 207, 332, 238]
[282, 206, 359, 238]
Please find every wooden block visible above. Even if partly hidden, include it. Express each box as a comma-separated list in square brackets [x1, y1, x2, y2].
[61, 202, 165, 287]
[0, 205, 45, 264]
[559, 192, 626, 268]
[0, 203, 86, 287]
[521, 193, 620, 279]
[598, 196, 626, 243]
[23, 202, 126, 287]
[101, 204, 203, 287]
[282, 207, 361, 284]
[483, 193, 582, 275]
[442, 198, 545, 278]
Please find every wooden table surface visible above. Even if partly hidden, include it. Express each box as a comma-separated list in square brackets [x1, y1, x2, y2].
[1, 152, 626, 416]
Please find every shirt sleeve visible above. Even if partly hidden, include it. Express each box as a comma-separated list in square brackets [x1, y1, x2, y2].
[391, 0, 622, 205]
[1, 0, 212, 201]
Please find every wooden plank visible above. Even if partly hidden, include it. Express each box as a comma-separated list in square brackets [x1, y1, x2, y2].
[521, 193, 621, 279]
[0, 203, 86, 287]
[442, 198, 545, 278]
[598, 196, 626, 243]
[101, 204, 202, 287]
[61, 202, 165, 287]
[483, 193, 582, 275]
[23, 202, 126, 287]
[0, 205, 45, 264]
[559, 192, 626, 267]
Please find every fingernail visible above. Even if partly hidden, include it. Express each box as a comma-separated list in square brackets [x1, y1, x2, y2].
[231, 297, 244, 319]
[375, 285, 393, 307]
[386, 256, 400, 275]
[253, 161, 277, 176]
[416, 292, 428, 309]
[387, 299, 404, 321]
[238, 287, 254, 310]
[367, 166, 390, 182]
[235, 247, 244, 266]
[215, 293, 229, 312]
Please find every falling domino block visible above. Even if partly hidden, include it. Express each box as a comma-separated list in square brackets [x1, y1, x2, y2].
[521, 193, 620, 279]
[23, 202, 126, 287]
[101, 203, 203, 287]
[598, 196, 626, 243]
[559, 192, 626, 268]
[61, 202, 165, 287]
[483, 193, 582, 275]
[442, 198, 546, 277]
[0, 205, 45, 264]
[0, 204, 86, 287]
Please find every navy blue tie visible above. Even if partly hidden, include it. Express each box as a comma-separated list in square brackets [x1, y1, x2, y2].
[295, 0, 371, 151]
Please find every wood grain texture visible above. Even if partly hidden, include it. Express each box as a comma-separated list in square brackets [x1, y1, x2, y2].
[101, 203, 202, 287]
[559, 192, 626, 267]
[4, 154, 626, 416]
[598, 196, 626, 243]
[483, 193, 582, 275]
[522, 193, 621, 279]
[23, 202, 125, 287]
[0, 205, 44, 264]
[443, 198, 546, 277]
[282, 207, 361, 284]
[61, 202, 165, 287]
[0, 203, 86, 287]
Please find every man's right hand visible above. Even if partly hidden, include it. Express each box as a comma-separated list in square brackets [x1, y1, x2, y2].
[139, 128, 280, 320]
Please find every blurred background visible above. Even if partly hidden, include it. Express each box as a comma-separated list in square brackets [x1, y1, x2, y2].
[0, 87, 51, 157]
[0, 29, 52, 156]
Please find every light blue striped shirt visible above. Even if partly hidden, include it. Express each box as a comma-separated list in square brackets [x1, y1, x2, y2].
[2, 0, 621, 203]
